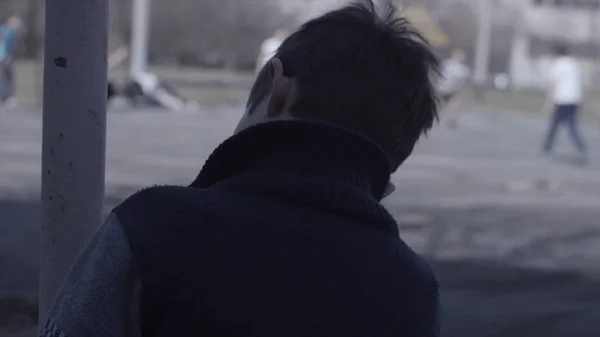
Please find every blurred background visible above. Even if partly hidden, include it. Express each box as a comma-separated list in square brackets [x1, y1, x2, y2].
[1, 0, 599, 336]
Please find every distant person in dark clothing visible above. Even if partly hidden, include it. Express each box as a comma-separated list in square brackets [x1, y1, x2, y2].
[40, 1, 441, 337]
[0, 15, 22, 108]
[124, 71, 197, 112]
[107, 81, 117, 101]
[106, 44, 197, 111]
[0, 29, 8, 101]
[542, 44, 587, 163]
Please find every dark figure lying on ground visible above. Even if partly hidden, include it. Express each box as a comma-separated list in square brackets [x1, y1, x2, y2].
[107, 81, 117, 101]
[40, 1, 441, 336]
[108, 72, 198, 112]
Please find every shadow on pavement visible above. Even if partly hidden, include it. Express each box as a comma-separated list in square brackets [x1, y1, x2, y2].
[1, 197, 599, 337]
[432, 259, 600, 337]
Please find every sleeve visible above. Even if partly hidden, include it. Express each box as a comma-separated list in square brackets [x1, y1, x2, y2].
[39, 213, 142, 337]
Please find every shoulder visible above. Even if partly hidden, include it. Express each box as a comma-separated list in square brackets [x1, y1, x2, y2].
[115, 185, 202, 211]
[116, 184, 237, 207]
[41, 213, 141, 337]
[112, 185, 230, 234]
[553, 57, 574, 70]
[114, 186, 182, 223]
[111, 186, 201, 264]
[110, 185, 237, 278]
[555, 58, 580, 74]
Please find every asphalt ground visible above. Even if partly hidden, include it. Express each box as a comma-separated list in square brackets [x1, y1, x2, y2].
[1, 105, 599, 336]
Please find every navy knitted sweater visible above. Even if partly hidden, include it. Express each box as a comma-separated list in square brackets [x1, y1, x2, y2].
[114, 120, 440, 336]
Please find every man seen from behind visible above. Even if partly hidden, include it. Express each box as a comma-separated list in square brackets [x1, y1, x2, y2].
[41, 1, 441, 336]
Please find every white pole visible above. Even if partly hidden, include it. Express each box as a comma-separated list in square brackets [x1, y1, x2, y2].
[473, 0, 492, 88]
[40, 0, 108, 325]
[130, 0, 150, 76]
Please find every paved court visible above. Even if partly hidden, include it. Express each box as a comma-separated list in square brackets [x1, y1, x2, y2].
[1, 106, 599, 336]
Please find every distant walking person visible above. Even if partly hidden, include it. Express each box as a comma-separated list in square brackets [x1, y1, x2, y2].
[0, 29, 8, 103]
[542, 44, 587, 162]
[0, 15, 22, 108]
[255, 29, 288, 74]
[438, 48, 470, 128]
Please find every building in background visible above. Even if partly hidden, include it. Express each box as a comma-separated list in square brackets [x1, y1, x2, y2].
[508, 0, 600, 89]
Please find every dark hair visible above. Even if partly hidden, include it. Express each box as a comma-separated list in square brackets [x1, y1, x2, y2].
[247, 0, 439, 171]
[553, 44, 568, 56]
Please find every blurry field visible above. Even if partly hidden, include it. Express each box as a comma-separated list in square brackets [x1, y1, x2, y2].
[13, 61, 253, 107]
[13, 60, 600, 120]
[462, 89, 600, 120]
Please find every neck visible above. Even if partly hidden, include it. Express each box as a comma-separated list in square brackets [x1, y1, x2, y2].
[191, 120, 398, 231]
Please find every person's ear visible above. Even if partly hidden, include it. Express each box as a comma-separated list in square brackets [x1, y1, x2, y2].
[267, 58, 291, 117]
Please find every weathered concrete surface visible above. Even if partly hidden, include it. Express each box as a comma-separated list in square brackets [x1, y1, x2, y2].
[1, 107, 599, 336]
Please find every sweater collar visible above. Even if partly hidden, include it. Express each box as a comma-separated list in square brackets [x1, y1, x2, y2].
[191, 120, 398, 232]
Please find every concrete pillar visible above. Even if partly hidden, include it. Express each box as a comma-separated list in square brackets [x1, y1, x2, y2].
[40, 0, 108, 324]
[473, 0, 492, 99]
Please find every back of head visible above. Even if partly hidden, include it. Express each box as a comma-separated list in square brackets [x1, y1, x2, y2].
[6, 15, 22, 29]
[247, 0, 439, 171]
[451, 48, 467, 62]
[553, 44, 568, 57]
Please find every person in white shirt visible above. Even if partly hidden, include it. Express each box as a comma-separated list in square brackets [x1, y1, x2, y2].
[438, 49, 471, 128]
[255, 29, 288, 74]
[542, 44, 587, 160]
